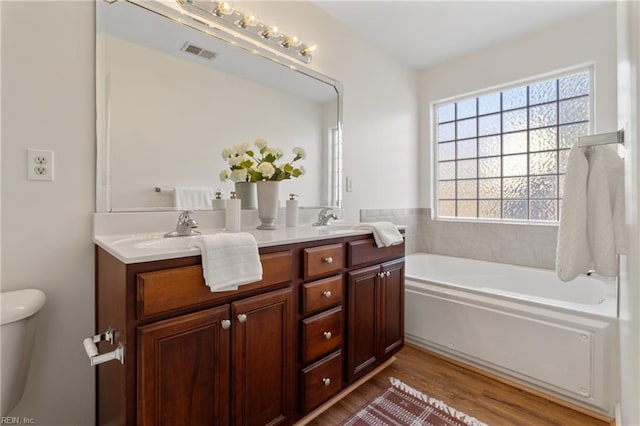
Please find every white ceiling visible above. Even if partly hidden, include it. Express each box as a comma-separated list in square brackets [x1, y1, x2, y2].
[312, 1, 612, 70]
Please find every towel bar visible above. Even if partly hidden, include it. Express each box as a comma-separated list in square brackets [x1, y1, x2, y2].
[155, 186, 175, 194]
[578, 129, 624, 147]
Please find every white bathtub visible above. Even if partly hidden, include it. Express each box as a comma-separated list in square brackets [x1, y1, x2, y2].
[404, 253, 618, 416]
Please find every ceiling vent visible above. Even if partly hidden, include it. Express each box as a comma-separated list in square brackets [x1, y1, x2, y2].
[181, 42, 217, 60]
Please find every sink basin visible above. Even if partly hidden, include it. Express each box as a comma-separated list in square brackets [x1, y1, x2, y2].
[310, 223, 360, 234]
[322, 223, 357, 231]
[133, 236, 199, 250]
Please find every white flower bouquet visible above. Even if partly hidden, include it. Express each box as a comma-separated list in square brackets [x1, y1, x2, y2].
[220, 138, 306, 182]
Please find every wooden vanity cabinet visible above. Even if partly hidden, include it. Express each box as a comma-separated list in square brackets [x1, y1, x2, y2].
[296, 238, 405, 416]
[297, 242, 346, 414]
[95, 246, 295, 426]
[95, 233, 404, 425]
[137, 288, 294, 426]
[346, 241, 405, 382]
[231, 288, 294, 426]
[137, 305, 231, 426]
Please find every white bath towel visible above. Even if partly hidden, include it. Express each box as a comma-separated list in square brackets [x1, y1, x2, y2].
[174, 186, 215, 210]
[614, 164, 626, 255]
[586, 146, 625, 277]
[353, 222, 404, 248]
[556, 146, 591, 282]
[190, 233, 263, 292]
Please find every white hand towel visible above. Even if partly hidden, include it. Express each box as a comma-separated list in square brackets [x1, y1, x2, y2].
[556, 146, 591, 282]
[352, 222, 404, 248]
[190, 233, 263, 292]
[174, 186, 215, 210]
[587, 146, 625, 276]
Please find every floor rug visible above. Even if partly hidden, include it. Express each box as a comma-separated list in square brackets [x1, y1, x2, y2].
[341, 377, 488, 426]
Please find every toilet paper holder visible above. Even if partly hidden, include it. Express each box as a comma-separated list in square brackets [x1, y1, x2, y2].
[83, 328, 125, 366]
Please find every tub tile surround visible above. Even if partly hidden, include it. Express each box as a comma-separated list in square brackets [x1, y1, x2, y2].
[419, 209, 558, 269]
[361, 208, 558, 269]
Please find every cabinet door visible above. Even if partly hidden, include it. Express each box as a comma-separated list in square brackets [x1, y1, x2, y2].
[232, 287, 294, 426]
[138, 305, 231, 426]
[347, 265, 380, 381]
[380, 260, 405, 357]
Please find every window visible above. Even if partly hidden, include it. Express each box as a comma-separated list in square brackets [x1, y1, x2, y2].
[328, 126, 343, 207]
[434, 69, 591, 222]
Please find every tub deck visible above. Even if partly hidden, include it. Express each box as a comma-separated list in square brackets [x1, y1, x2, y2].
[406, 253, 617, 318]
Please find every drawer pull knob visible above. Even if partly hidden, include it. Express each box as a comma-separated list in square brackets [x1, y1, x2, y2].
[322, 378, 331, 386]
[323, 256, 333, 264]
[237, 314, 247, 323]
[221, 320, 231, 330]
[323, 290, 332, 298]
[323, 331, 332, 340]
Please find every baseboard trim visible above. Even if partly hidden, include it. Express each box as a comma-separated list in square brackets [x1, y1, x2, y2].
[294, 357, 396, 425]
[406, 342, 614, 424]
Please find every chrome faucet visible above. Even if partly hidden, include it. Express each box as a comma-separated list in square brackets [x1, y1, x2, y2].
[313, 208, 339, 226]
[165, 210, 201, 237]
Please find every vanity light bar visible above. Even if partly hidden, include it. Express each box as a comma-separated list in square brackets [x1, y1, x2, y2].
[176, 0, 316, 64]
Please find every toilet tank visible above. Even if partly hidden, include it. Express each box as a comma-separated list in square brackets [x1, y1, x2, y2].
[1, 289, 46, 416]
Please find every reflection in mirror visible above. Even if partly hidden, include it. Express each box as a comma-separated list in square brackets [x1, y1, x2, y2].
[96, 0, 342, 211]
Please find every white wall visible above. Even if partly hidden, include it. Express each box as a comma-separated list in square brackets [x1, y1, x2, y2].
[415, 6, 617, 269]
[1, 1, 96, 424]
[418, 5, 617, 208]
[0, 0, 3, 298]
[0, 0, 417, 423]
[617, 3, 640, 424]
[236, 1, 419, 222]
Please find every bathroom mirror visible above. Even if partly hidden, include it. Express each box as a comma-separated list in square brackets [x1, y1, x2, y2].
[96, 0, 342, 212]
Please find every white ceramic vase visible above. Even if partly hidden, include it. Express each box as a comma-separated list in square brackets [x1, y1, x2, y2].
[256, 181, 280, 230]
[234, 182, 257, 210]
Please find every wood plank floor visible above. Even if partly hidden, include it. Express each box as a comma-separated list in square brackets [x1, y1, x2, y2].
[305, 344, 609, 426]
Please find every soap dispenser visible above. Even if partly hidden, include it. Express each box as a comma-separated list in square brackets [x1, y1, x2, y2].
[212, 189, 227, 211]
[286, 193, 299, 228]
[226, 191, 241, 232]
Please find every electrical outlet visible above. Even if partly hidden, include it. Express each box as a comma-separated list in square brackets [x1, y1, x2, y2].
[345, 176, 353, 192]
[27, 149, 54, 181]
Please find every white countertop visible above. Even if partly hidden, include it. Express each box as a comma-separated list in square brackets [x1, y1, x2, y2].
[94, 224, 384, 264]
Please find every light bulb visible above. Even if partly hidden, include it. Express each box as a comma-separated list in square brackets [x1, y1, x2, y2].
[214, 1, 233, 16]
[239, 14, 258, 28]
[282, 35, 300, 48]
[300, 44, 318, 57]
[261, 26, 281, 39]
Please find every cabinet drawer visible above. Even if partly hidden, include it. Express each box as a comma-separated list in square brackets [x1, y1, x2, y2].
[137, 251, 292, 318]
[348, 238, 404, 268]
[302, 275, 343, 315]
[303, 244, 343, 280]
[301, 306, 342, 364]
[301, 351, 343, 413]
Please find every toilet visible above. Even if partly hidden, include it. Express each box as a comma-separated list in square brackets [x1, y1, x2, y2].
[1, 289, 46, 416]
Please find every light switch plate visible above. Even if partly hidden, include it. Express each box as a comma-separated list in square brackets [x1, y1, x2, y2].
[27, 149, 54, 181]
